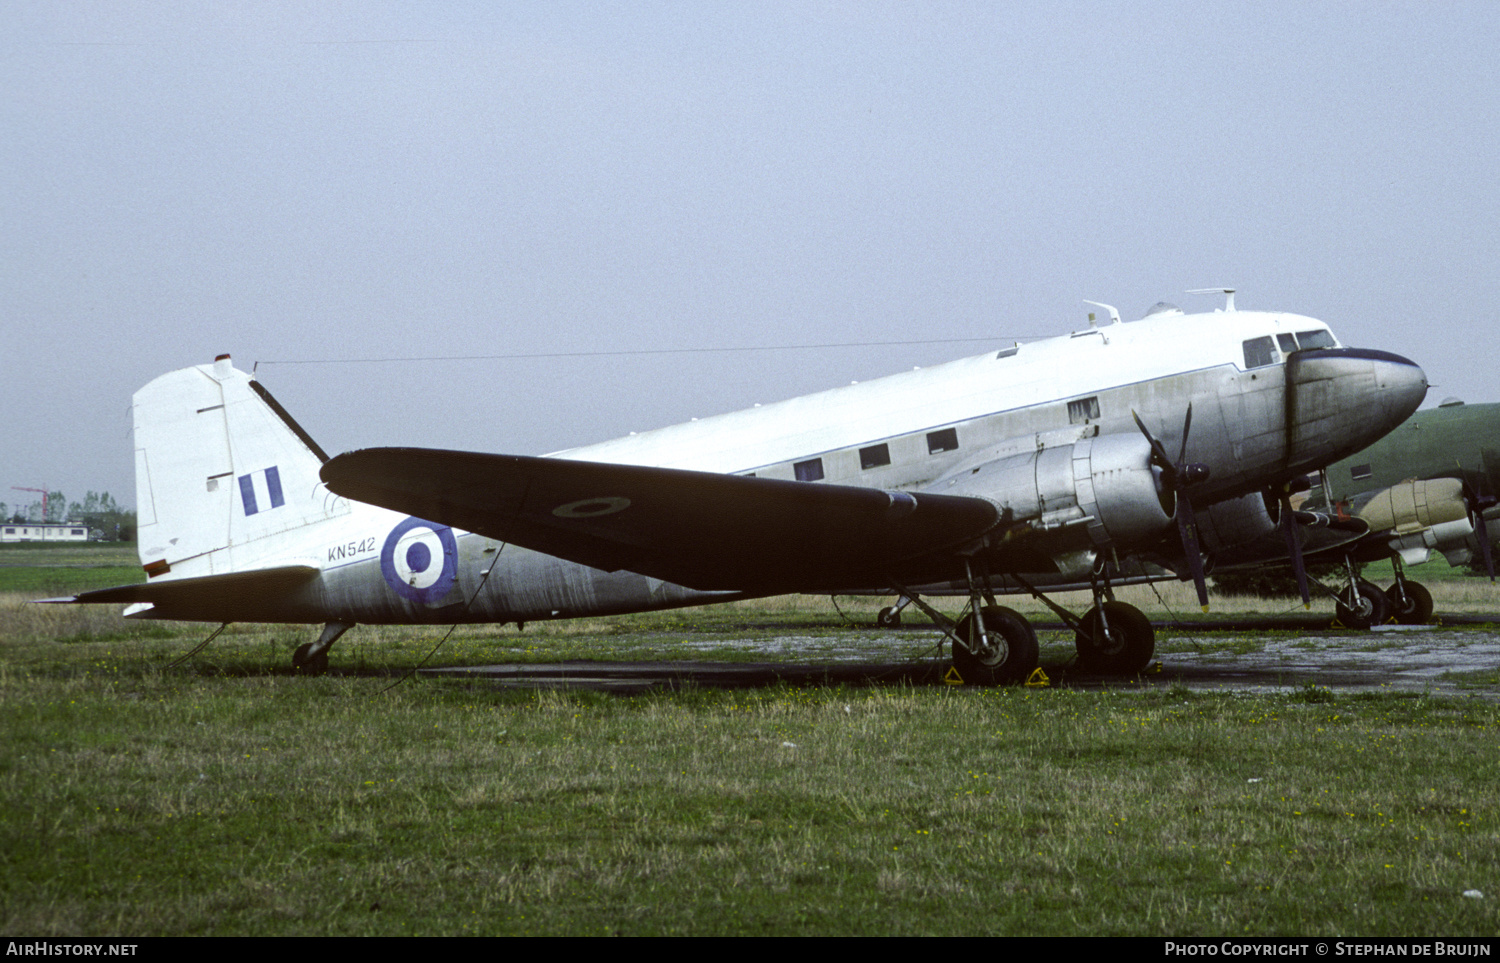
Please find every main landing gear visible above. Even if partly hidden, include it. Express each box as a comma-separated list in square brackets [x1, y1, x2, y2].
[292, 621, 354, 674]
[888, 563, 1040, 686]
[885, 560, 1155, 685]
[1330, 558, 1432, 629]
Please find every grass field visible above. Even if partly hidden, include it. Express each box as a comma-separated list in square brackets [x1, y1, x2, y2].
[3, 553, 1499, 936]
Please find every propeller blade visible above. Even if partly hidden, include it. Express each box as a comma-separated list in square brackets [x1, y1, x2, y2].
[1136, 406, 1211, 610]
[1177, 496, 1209, 611]
[1177, 403, 1193, 466]
[1278, 489, 1311, 607]
[1475, 501, 1495, 581]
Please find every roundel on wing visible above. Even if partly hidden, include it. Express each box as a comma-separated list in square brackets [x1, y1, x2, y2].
[380, 516, 459, 604]
[552, 496, 631, 518]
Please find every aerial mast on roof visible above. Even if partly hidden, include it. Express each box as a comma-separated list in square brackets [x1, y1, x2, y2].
[1186, 287, 1237, 312]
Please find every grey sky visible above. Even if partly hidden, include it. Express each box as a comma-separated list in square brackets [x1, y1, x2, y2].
[4, 2, 1497, 511]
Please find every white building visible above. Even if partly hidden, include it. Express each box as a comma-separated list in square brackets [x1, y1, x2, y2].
[0, 522, 90, 543]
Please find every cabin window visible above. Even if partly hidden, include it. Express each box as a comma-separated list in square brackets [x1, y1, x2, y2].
[926, 428, 959, 454]
[1350, 464, 1372, 481]
[859, 444, 891, 470]
[1296, 329, 1335, 349]
[1242, 336, 1276, 369]
[794, 458, 825, 482]
[1067, 396, 1100, 424]
[1277, 333, 1298, 354]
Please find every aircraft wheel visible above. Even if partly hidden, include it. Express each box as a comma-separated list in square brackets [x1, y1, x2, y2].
[952, 606, 1038, 685]
[1336, 580, 1388, 630]
[877, 606, 902, 629]
[1075, 602, 1155, 675]
[1385, 581, 1433, 625]
[292, 642, 330, 675]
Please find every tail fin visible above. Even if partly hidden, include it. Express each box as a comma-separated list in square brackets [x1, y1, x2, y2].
[134, 355, 348, 580]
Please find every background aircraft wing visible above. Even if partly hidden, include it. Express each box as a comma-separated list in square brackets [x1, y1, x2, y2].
[322, 448, 1000, 593]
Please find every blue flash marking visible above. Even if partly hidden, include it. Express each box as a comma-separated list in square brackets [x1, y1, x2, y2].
[265, 465, 284, 508]
[239, 467, 285, 517]
[239, 475, 258, 516]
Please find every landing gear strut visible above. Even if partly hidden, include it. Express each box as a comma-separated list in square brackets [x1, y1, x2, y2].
[952, 605, 1039, 685]
[1075, 602, 1155, 675]
[1384, 558, 1433, 625]
[877, 595, 911, 628]
[1333, 558, 1387, 629]
[292, 621, 354, 674]
[887, 561, 1040, 686]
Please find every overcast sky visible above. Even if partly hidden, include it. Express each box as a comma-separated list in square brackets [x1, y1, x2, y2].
[4, 1, 1497, 512]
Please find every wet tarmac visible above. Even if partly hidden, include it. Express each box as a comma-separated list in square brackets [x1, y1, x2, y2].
[421, 615, 1500, 699]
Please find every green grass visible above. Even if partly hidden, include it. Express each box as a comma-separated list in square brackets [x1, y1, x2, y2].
[3, 592, 1499, 936]
[0, 542, 141, 594]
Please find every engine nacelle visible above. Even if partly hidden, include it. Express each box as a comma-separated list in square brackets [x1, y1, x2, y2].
[937, 433, 1174, 550]
[1195, 492, 1281, 555]
[1353, 477, 1475, 565]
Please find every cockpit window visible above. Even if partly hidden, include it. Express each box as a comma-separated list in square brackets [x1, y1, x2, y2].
[1295, 329, 1336, 349]
[1242, 336, 1276, 369]
[1277, 333, 1298, 354]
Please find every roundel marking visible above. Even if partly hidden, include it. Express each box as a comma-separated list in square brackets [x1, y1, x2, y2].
[552, 496, 631, 518]
[380, 516, 458, 604]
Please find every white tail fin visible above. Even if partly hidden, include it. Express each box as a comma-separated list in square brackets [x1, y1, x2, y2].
[133, 355, 348, 579]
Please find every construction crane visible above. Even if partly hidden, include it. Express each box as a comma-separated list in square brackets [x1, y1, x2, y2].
[11, 487, 50, 523]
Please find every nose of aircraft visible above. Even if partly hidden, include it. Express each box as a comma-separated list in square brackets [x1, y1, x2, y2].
[1374, 349, 1429, 422]
[1285, 347, 1427, 472]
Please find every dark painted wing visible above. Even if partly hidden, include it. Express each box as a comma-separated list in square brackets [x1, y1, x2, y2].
[321, 448, 1000, 593]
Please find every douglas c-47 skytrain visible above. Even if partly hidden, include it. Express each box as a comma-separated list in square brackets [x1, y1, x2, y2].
[55, 291, 1428, 683]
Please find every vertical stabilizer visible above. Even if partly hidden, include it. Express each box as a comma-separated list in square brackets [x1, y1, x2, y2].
[133, 355, 347, 580]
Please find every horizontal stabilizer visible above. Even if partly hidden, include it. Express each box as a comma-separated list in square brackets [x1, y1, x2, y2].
[321, 448, 1001, 592]
[41, 566, 321, 620]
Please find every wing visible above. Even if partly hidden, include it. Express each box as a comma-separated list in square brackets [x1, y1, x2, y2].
[321, 448, 1000, 593]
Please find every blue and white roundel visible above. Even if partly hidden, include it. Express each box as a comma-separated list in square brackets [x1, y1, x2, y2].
[380, 517, 458, 604]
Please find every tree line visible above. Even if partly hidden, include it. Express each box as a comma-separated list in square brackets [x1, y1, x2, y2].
[1, 490, 137, 541]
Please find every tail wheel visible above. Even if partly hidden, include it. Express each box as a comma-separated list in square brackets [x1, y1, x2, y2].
[952, 606, 1038, 685]
[1336, 580, 1388, 630]
[877, 606, 902, 628]
[292, 642, 330, 675]
[1075, 602, 1155, 675]
[1385, 581, 1433, 625]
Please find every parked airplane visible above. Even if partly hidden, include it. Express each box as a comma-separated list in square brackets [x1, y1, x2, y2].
[56, 292, 1427, 682]
[1285, 399, 1500, 627]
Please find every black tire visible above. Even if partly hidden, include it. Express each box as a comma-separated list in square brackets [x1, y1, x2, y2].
[292, 642, 329, 675]
[877, 606, 902, 629]
[1336, 580, 1388, 629]
[1385, 580, 1433, 625]
[1074, 602, 1155, 675]
[952, 606, 1038, 685]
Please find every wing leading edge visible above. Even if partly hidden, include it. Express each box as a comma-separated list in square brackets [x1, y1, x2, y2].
[321, 448, 1001, 593]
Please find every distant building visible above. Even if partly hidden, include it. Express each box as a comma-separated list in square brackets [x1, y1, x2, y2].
[0, 522, 90, 543]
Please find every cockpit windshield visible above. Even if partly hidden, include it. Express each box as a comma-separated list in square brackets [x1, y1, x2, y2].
[1295, 329, 1336, 349]
[1241, 328, 1339, 369]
